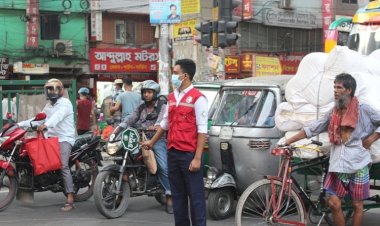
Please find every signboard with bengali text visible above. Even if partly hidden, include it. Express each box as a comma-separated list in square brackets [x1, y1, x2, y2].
[26, 0, 39, 49]
[224, 56, 240, 73]
[182, 0, 200, 14]
[150, 0, 181, 24]
[253, 55, 282, 76]
[173, 19, 196, 41]
[90, 48, 158, 73]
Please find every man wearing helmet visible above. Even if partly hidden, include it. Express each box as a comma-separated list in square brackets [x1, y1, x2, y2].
[119, 80, 173, 214]
[18, 78, 76, 211]
[76, 87, 97, 135]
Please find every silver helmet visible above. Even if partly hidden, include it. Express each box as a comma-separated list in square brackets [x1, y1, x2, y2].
[141, 80, 160, 100]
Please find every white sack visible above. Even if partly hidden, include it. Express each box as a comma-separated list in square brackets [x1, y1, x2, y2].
[285, 52, 328, 105]
[352, 72, 380, 112]
[277, 131, 331, 159]
[275, 102, 334, 132]
[370, 140, 380, 163]
[324, 46, 369, 75]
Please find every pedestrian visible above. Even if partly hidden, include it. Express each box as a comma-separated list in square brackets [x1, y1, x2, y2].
[119, 80, 173, 214]
[18, 78, 77, 211]
[284, 73, 380, 226]
[110, 77, 141, 122]
[142, 59, 208, 226]
[111, 78, 124, 124]
[76, 87, 97, 135]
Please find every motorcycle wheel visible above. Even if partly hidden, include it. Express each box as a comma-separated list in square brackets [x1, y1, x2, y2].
[0, 169, 17, 211]
[207, 187, 235, 220]
[154, 193, 166, 206]
[67, 159, 99, 202]
[94, 170, 130, 219]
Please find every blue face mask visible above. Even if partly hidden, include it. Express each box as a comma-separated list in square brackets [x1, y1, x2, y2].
[171, 74, 183, 89]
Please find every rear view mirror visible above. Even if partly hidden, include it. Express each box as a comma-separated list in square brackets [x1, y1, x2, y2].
[34, 112, 47, 121]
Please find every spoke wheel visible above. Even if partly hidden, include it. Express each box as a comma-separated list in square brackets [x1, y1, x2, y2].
[235, 179, 306, 226]
[94, 171, 130, 218]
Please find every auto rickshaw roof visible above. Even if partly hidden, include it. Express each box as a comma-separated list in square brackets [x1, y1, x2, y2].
[221, 75, 293, 91]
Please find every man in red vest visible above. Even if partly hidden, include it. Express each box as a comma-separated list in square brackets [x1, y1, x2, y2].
[76, 87, 97, 135]
[142, 59, 208, 226]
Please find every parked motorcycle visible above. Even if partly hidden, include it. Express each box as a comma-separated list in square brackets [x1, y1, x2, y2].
[94, 126, 165, 219]
[0, 112, 101, 211]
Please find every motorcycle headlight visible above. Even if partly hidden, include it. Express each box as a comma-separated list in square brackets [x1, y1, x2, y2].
[107, 141, 121, 156]
[0, 136, 10, 147]
[206, 167, 218, 181]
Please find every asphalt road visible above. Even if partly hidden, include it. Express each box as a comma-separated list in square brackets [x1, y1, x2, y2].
[0, 190, 379, 226]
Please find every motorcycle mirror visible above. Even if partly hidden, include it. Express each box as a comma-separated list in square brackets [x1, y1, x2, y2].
[34, 112, 47, 121]
[5, 112, 12, 119]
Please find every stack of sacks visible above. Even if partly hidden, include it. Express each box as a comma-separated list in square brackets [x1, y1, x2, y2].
[275, 46, 380, 162]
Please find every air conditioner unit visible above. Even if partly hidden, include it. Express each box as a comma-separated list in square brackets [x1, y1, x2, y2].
[53, 40, 73, 56]
[279, 0, 293, 9]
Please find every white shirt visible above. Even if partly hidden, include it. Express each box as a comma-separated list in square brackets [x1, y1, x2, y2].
[18, 97, 76, 145]
[160, 85, 208, 134]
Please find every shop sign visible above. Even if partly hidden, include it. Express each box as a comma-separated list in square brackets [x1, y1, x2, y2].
[278, 53, 305, 74]
[0, 58, 9, 79]
[13, 62, 49, 74]
[322, 0, 333, 40]
[233, 0, 253, 21]
[240, 53, 253, 72]
[253, 55, 282, 76]
[90, 48, 159, 73]
[225, 56, 240, 73]
[263, 8, 319, 29]
[173, 19, 196, 41]
[90, 0, 102, 41]
[26, 0, 39, 49]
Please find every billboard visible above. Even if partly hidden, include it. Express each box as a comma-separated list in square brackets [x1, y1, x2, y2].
[150, 0, 181, 24]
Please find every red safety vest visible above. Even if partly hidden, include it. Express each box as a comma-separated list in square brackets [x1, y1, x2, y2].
[167, 88, 203, 152]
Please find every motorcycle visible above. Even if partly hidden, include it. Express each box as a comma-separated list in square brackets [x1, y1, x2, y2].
[0, 112, 101, 211]
[94, 126, 165, 219]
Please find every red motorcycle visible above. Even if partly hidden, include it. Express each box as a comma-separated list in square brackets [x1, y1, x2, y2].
[0, 112, 101, 211]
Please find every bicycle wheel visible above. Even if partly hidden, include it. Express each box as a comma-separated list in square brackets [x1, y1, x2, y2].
[235, 179, 306, 226]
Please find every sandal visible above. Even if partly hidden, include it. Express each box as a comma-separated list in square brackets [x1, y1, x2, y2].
[61, 202, 75, 212]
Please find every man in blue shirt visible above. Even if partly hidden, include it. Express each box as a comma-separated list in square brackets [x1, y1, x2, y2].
[110, 78, 141, 122]
[285, 73, 380, 226]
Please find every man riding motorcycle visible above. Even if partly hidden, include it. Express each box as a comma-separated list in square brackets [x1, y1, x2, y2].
[17, 78, 76, 212]
[118, 80, 173, 214]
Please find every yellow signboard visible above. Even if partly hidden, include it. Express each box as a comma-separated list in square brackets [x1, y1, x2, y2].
[253, 55, 282, 76]
[182, 0, 200, 14]
[173, 19, 197, 41]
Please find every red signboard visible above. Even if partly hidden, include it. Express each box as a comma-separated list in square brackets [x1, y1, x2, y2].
[224, 56, 240, 73]
[278, 53, 306, 75]
[240, 53, 253, 72]
[90, 48, 159, 73]
[322, 0, 333, 42]
[26, 0, 39, 49]
[233, 0, 253, 21]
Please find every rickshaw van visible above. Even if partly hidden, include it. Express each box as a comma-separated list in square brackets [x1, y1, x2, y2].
[205, 75, 293, 220]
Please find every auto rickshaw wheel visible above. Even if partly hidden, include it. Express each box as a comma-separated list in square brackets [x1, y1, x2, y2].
[207, 187, 235, 220]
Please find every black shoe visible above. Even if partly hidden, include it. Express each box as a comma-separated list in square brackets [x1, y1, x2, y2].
[166, 204, 174, 214]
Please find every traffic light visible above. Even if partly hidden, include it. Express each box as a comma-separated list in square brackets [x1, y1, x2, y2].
[217, 20, 238, 48]
[195, 21, 213, 47]
[219, 0, 241, 21]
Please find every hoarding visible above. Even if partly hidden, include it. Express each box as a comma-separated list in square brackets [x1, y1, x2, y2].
[150, 0, 181, 24]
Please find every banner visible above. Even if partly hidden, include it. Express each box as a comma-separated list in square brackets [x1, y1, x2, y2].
[253, 55, 282, 76]
[26, 0, 39, 49]
[233, 0, 253, 21]
[240, 53, 253, 72]
[90, 48, 159, 73]
[150, 0, 181, 24]
[173, 19, 197, 41]
[322, 0, 333, 40]
[225, 56, 240, 73]
[182, 0, 200, 14]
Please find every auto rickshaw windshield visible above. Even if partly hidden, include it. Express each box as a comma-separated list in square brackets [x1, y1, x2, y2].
[212, 89, 276, 128]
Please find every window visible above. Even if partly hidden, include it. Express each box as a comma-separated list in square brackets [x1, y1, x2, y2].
[115, 20, 136, 45]
[342, 0, 357, 4]
[40, 14, 60, 40]
[213, 89, 276, 128]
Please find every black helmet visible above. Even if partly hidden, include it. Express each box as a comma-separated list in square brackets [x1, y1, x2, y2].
[140, 80, 160, 101]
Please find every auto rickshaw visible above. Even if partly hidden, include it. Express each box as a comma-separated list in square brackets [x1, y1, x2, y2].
[204, 75, 293, 220]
